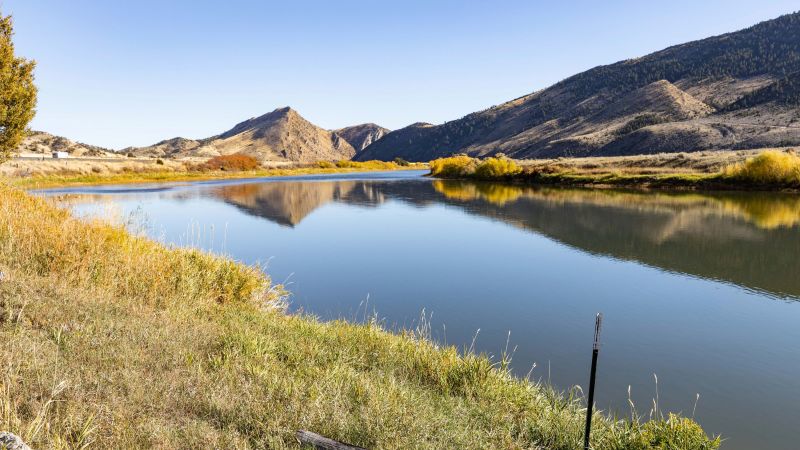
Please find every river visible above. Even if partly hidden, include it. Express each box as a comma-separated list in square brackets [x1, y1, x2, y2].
[41, 170, 800, 449]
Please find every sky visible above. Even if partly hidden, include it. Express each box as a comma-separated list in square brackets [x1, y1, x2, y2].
[4, 0, 799, 149]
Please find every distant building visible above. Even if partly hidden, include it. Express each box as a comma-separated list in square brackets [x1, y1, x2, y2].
[52, 151, 69, 159]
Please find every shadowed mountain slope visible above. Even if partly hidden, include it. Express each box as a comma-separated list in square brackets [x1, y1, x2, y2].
[356, 12, 800, 161]
[334, 123, 390, 153]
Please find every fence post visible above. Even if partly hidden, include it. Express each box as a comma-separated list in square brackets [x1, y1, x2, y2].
[583, 313, 603, 450]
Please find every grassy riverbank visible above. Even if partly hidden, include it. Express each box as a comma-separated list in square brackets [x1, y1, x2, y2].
[429, 149, 800, 191]
[0, 184, 718, 449]
[6, 159, 424, 189]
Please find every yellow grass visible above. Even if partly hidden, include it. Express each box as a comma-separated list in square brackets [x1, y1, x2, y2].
[428, 155, 476, 177]
[474, 157, 523, 178]
[722, 150, 800, 186]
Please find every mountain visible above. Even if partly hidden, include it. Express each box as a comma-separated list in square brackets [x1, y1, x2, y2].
[17, 131, 116, 157]
[130, 107, 356, 162]
[356, 12, 800, 161]
[334, 123, 390, 152]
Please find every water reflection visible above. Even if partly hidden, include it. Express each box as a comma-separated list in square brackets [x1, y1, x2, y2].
[198, 179, 800, 299]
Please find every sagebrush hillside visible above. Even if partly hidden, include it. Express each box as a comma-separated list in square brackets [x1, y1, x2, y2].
[356, 12, 800, 161]
[17, 131, 116, 157]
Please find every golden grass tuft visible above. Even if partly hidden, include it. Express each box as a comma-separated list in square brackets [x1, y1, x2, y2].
[0, 185, 277, 307]
[722, 150, 800, 186]
[474, 157, 522, 178]
[430, 155, 521, 180]
[428, 155, 477, 177]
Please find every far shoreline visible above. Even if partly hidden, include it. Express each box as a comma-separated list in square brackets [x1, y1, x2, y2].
[3, 160, 426, 190]
[427, 148, 800, 193]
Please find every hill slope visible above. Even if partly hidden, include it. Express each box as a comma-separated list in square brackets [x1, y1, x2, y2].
[17, 131, 116, 157]
[334, 123, 390, 152]
[131, 107, 357, 162]
[356, 12, 800, 161]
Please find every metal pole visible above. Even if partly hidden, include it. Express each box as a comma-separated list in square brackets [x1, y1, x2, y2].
[584, 313, 603, 450]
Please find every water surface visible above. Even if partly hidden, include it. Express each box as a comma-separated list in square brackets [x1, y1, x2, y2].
[43, 171, 800, 450]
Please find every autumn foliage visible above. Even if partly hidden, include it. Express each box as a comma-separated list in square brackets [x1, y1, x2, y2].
[200, 154, 260, 171]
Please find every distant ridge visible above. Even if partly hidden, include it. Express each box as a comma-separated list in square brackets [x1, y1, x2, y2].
[17, 131, 115, 157]
[129, 107, 365, 162]
[356, 12, 800, 161]
[334, 123, 390, 152]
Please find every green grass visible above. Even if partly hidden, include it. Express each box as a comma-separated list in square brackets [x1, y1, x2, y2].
[0, 184, 718, 448]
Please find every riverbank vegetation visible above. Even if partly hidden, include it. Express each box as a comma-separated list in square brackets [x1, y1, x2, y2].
[5, 158, 425, 189]
[430, 155, 522, 178]
[722, 149, 800, 185]
[429, 148, 800, 190]
[0, 183, 718, 448]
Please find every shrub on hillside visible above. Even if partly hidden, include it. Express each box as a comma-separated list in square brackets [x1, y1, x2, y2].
[393, 157, 410, 166]
[615, 113, 668, 136]
[201, 154, 260, 171]
[723, 149, 800, 185]
[317, 160, 335, 168]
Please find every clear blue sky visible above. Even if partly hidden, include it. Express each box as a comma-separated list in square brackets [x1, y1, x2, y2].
[5, 0, 798, 149]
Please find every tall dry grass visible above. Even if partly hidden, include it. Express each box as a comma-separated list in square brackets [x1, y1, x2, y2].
[429, 155, 522, 179]
[722, 150, 800, 186]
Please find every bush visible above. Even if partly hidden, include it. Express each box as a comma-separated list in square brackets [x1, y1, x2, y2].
[474, 157, 522, 178]
[429, 155, 477, 177]
[200, 154, 260, 172]
[723, 150, 800, 185]
[126, 152, 134, 158]
[317, 160, 335, 169]
[429, 155, 521, 179]
[335, 160, 352, 168]
[156, 158, 164, 165]
[393, 157, 410, 166]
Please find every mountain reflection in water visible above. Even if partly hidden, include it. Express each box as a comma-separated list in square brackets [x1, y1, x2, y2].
[203, 179, 800, 299]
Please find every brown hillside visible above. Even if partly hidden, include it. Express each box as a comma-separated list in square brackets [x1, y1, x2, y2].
[131, 107, 356, 162]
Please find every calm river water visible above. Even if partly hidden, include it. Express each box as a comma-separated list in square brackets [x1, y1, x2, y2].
[42, 170, 800, 449]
